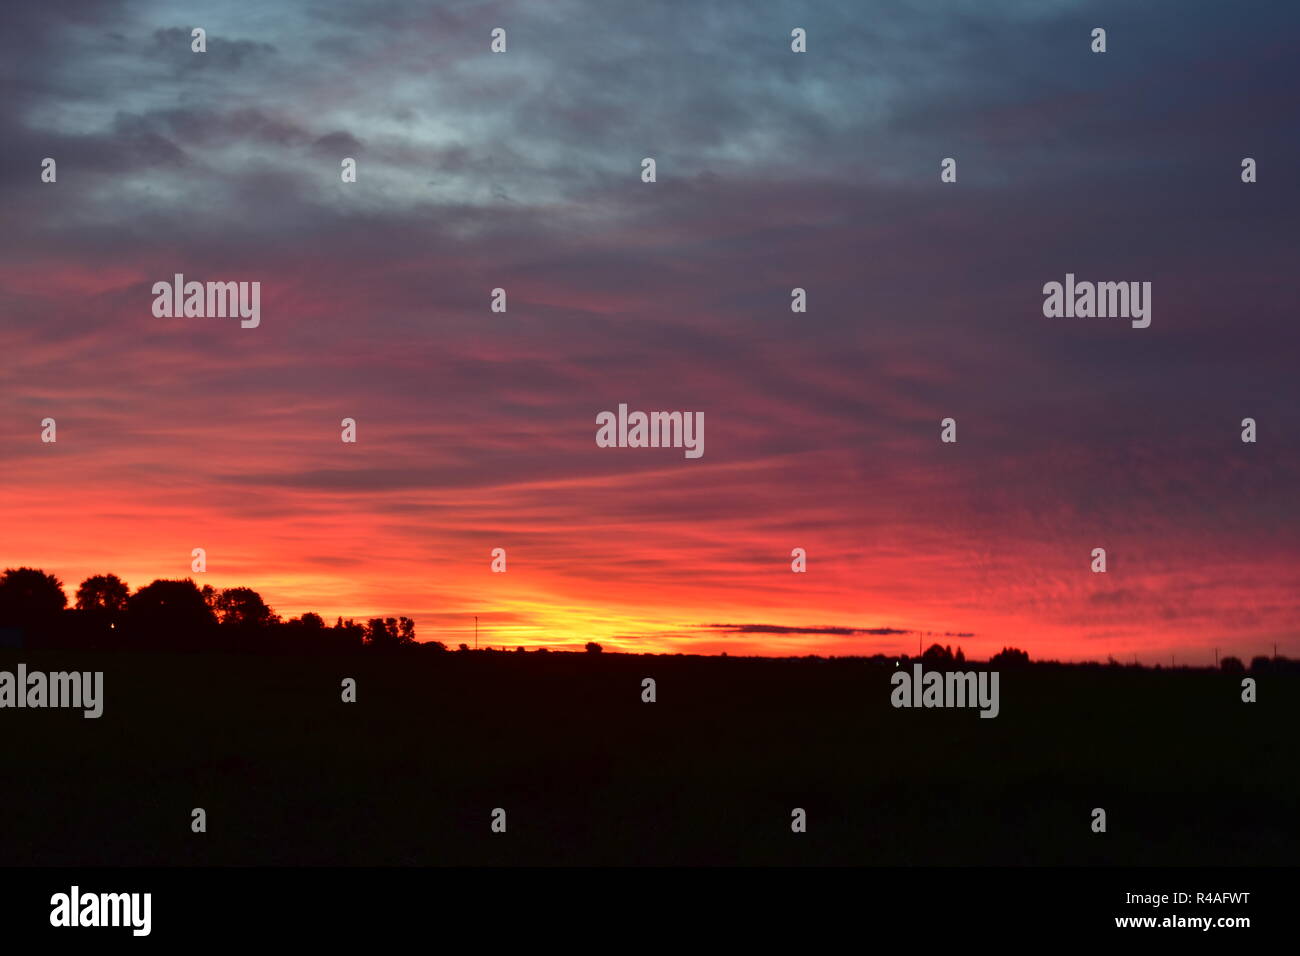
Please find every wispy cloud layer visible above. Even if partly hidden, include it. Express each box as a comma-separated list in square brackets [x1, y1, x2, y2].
[2, 0, 1298, 660]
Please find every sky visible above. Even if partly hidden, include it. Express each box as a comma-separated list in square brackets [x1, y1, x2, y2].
[2, 0, 1298, 661]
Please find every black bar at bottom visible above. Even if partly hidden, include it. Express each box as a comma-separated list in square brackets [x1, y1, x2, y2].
[2, 866, 1286, 943]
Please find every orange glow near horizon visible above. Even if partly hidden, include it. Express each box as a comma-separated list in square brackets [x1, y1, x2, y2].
[4, 431, 1295, 665]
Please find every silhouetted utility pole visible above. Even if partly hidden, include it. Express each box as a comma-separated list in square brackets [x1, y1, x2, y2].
[475, 616, 478, 650]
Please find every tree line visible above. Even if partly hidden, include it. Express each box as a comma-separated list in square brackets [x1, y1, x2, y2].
[0, 567, 424, 652]
[1, 567, 1288, 667]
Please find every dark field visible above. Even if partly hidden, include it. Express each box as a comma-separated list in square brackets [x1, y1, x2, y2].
[1, 650, 1294, 866]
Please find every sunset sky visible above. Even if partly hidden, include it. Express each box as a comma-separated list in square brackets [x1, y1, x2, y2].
[2, 0, 1297, 661]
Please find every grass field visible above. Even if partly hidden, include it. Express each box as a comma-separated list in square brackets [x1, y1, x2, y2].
[1, 650, 1293, 866]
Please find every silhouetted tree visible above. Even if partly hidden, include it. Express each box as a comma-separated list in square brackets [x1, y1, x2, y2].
[922, 643, 952, 664]
[215, 587, 277, 628]
[330, 618, 366, 651]
[66, 573, 130, 649]
[0, 567, 68, 618]
[585, 641, 603, 654]
[1250, 656, 1271, 673]
[363, 617, 400, 648]
[127, 579, 216, 648]
[363, 616, 416, 649]
[990, 647, 1030, 667]
[1220, 656, 1245, 674]
[76, 574, 129, 613]
[276, 611, 329, 650]
[0, 568, 68, 644]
